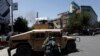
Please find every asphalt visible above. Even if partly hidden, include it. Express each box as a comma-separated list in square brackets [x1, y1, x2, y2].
[0, 47, 16, 56]
[68, 34, 100, 56]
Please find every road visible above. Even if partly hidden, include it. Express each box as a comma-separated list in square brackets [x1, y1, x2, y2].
[0, 34, 100, 56]
[69, 34, 100, 56]
[0, 47, 16, 56]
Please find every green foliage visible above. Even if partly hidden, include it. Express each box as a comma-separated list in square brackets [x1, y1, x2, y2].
[66, 11, 90, 33]
[81, 11, 90, 27]
[14, 17, 29, 33]
[67, 13, 81, 33]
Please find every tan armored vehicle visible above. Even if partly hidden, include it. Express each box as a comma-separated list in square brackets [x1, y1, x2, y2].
[7, 18, 78, 56]
[7, 29, 78, 56]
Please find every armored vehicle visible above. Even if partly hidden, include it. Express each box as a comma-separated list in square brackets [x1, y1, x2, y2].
[7, 18, 78, 56]
[7, 29, 78, 56]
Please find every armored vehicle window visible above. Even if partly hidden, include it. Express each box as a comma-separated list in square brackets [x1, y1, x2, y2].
[32, 33, 45, 38]
[55, 32, 61, 37]
[40, 33, 45, 38]
[49, 32, 61, 37]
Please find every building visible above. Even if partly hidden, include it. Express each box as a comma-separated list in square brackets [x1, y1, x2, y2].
[52, 1, 80, 29]
[69, 1, 80, 13]
[80, 6, 98, 27]
[69, 1, 98, 27]
[52, 12, 70, 29]
[0, 0, 11, 34]
[53, 1, 98, 29]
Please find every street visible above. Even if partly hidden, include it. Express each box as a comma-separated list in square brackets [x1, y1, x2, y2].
[0, 34, 100, 56]
[69, 34, 100, 56]
[0, 47, 16, 56]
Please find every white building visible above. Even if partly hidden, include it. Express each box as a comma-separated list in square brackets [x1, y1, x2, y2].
[69, 1, 80, 13]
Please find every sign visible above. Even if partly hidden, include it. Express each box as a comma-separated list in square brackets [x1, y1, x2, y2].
[0, 4, 9, 15]
[13, 2, 18, 10]
[0, 0, 10, 24]
[6, 0, 11, 6]
[0, 0, 3, 4]
[0, 0, 4, 9]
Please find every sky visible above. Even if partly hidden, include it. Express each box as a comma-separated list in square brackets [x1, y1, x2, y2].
[13, 0, 100, 27]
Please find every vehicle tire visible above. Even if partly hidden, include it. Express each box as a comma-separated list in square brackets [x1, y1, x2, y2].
[52, 46, 62, 56]
[66, 40, 77, 52]
[15, 43, 32, 56]
[54, 49, 62, 56]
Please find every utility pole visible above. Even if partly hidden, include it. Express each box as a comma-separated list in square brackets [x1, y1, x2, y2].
[36, 12, 39, 18]
[10, 0, 13, 32]
[10, 0, 18, 32]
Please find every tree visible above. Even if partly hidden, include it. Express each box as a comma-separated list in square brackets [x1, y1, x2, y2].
[66, 12, 81, 33]
[81, 11, 90, 29]
[14, 17, 29, 33]
[66, 11, 90, 33]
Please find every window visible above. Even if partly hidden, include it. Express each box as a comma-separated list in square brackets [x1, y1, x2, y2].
[32, 33, 45, 38]
[49, 32, 61, 37]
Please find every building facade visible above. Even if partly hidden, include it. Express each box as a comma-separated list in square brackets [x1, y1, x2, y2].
[80, 6, 98, 27]
[69, 1, 80, 13]
[52, 1, 80, 29]
[53, 1, 98, 30]
[52, 12, 70, 29]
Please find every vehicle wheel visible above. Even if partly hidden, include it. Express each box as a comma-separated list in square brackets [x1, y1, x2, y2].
[54, 50, 62, 56]
[52, 46, 62, 56]
[67, 40, 77, 52]
[15, 43, 32, 56]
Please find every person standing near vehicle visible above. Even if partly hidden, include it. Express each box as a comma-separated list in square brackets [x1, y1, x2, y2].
[42, 32, 61, 56]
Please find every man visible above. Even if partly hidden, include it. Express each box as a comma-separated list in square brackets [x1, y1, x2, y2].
[42, 32, 61, 56]
[43, 36, 55, 56]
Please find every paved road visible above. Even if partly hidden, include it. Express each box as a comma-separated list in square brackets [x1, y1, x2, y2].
[0, 47, 16, 56]
[69, 34, 100, 56]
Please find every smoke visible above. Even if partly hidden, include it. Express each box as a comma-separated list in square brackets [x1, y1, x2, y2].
[13, 10, 36, 27]
[25, 10, 36, 27]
